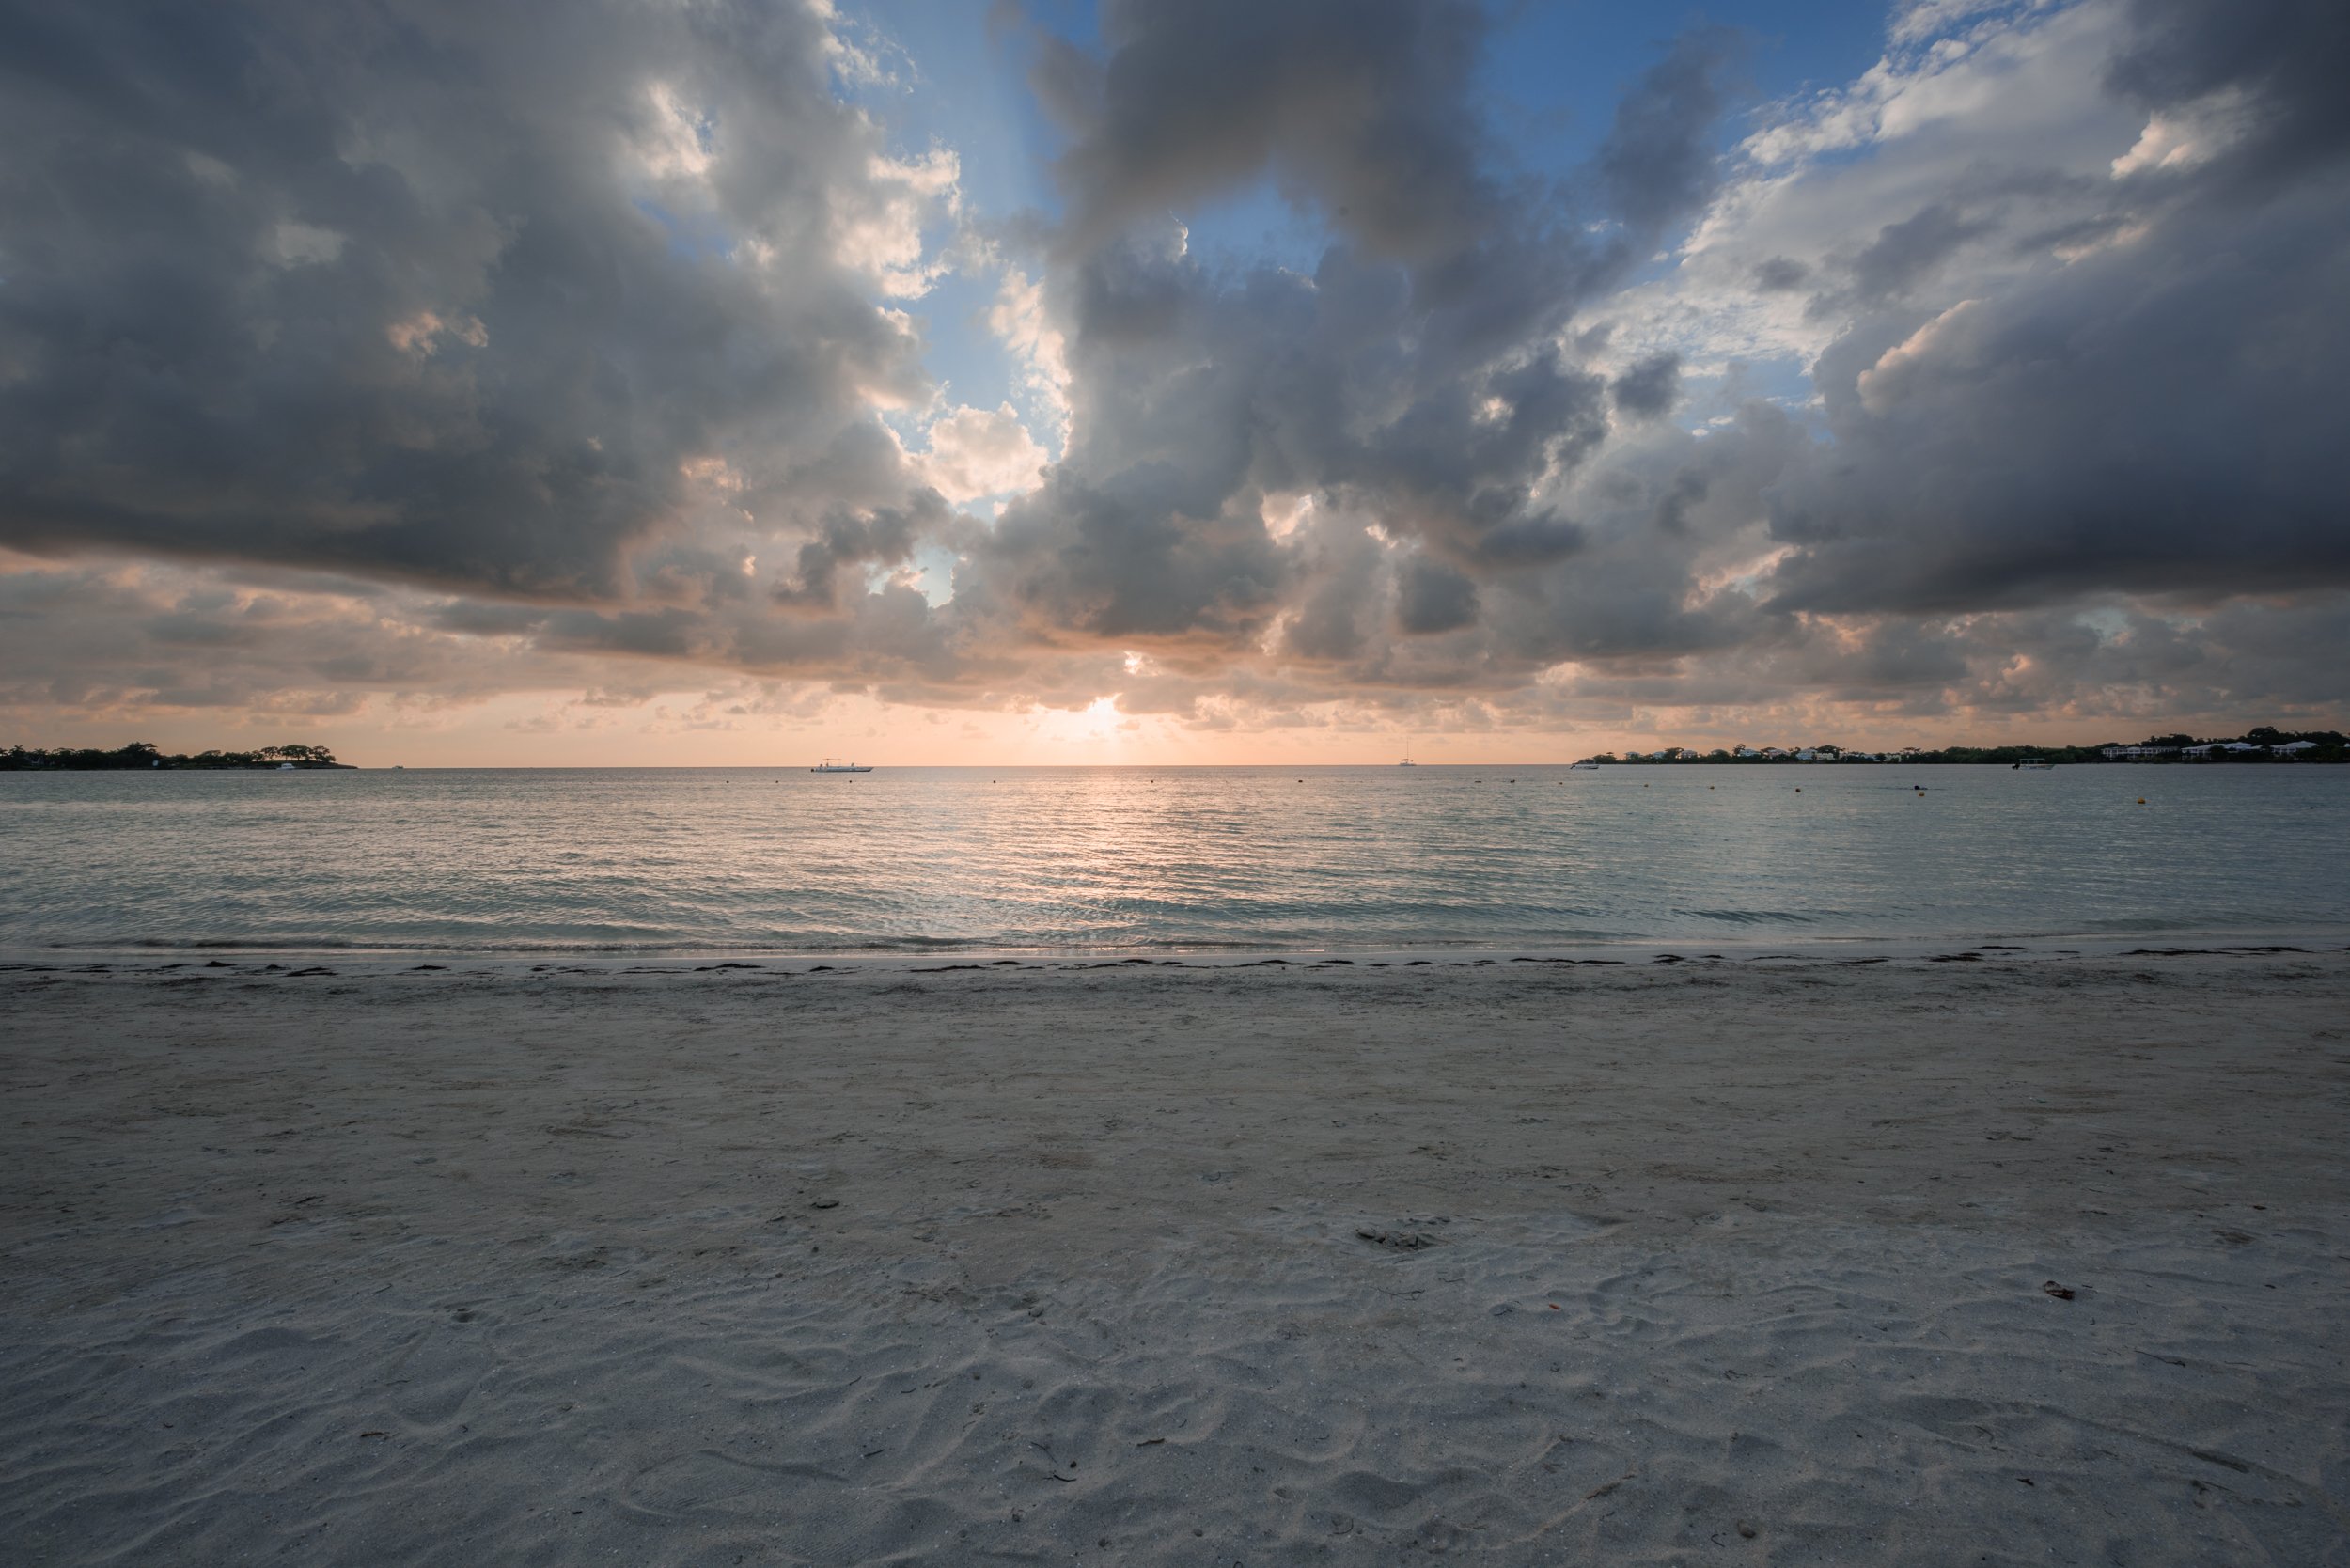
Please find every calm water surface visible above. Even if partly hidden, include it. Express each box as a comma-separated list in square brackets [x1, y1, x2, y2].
[3, 766, 2344, 954]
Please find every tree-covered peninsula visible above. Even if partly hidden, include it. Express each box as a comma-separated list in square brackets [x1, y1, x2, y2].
[1588, 727, 2347, 765]
[1, 742, 350, 770]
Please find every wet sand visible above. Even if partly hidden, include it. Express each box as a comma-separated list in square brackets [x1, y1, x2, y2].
[4, 947, 2347, 1565]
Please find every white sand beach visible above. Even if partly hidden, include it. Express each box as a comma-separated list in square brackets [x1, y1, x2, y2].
[4, 947, 2347, 1565]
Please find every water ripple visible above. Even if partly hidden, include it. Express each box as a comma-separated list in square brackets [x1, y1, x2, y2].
[2, 765, 2343, 953]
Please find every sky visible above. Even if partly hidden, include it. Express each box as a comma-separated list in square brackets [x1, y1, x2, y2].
[1, 0, 2344, 765]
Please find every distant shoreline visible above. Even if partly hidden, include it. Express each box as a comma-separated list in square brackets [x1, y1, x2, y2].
[1, 760, 354, 771]
[1587, 731, 2346, 765]
[8, 758, 2350, 771]
[2, 743, 349, 771]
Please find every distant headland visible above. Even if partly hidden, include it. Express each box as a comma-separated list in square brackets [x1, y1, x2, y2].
[1, 742, 351, 771]
[1584, 727, 2347, 765]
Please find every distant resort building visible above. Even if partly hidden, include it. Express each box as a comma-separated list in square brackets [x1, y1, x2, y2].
[2107, 739, 2322, 760]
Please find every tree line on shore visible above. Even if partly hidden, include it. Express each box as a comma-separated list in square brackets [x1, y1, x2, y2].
[1590, 728, 2348, 765]
[1, 742, 348, 770]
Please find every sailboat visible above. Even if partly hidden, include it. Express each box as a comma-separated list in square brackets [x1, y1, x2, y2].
[809, 758, 872, 774]
[1398, 755, 1417, 766]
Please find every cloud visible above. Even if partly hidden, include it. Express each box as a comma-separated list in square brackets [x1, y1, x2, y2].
[3, 0, 2344, 751]
[938, 3, 1761, 695]
[917, 403, 1048, 504]
[1842, 200, 1994, 304]
[1853, 298, 1980, 416]
[833, 147, 966, 298]
[1763, 175, 2350, 612]
[2106, 0, 2350, 183]
[1033, 0, 1498, 266]
[1746, 0, 2350, 615]
[1574, 0, 2350, 642]
[1395, 558, 1479, 635]
[1609, 353, 1683, 419]
[0, 0, 942, 598]
[1591, 29, 1747, 236]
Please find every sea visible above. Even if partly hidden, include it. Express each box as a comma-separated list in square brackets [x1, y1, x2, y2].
[3, 765, 2345, 957]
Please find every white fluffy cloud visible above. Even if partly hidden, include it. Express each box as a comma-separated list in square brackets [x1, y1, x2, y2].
[916, 403, 1049, 504]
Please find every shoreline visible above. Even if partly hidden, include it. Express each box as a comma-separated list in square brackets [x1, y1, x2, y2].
[5, 929, 2345, 974]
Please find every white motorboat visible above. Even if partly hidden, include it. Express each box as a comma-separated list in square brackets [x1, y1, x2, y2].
[1569, 760, 1601, 770]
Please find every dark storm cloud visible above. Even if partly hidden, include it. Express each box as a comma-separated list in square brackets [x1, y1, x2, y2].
[0, 0, 929, 597]
[9, 0, 2342, 743]
[1609, 353, 1682, 420]
[964, 229, 1618, 652]
[1760, 0, 2350, 618]
[1035, 0, 1496, 265]
[2107, 0, 2350, 183]
[539, 606, 709, 660]
[972, 464, 1291, 643]
[1395, 558, 1479, 635]
[5, 0, 1767, 711]
[0, 558, 540, 715]
[1591, 29, 1746, 236]
[966, 4, 1749, 669]
[772, 493, 948, 612]
[428, 600, 547, 637]
[1843, 201, 1993, 303]
[1276, 519, 1383, 662]
[1765, 223, 2350, 613]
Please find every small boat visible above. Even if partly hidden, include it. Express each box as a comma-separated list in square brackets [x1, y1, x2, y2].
[1569, 760, 1601, 771]
[1398, 756, 1416, 767]
[2013, 759, 2054, 771]
[809, 758, 872, 774]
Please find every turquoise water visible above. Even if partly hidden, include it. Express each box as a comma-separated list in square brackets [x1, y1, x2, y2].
[1, 765, 2344, 954]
